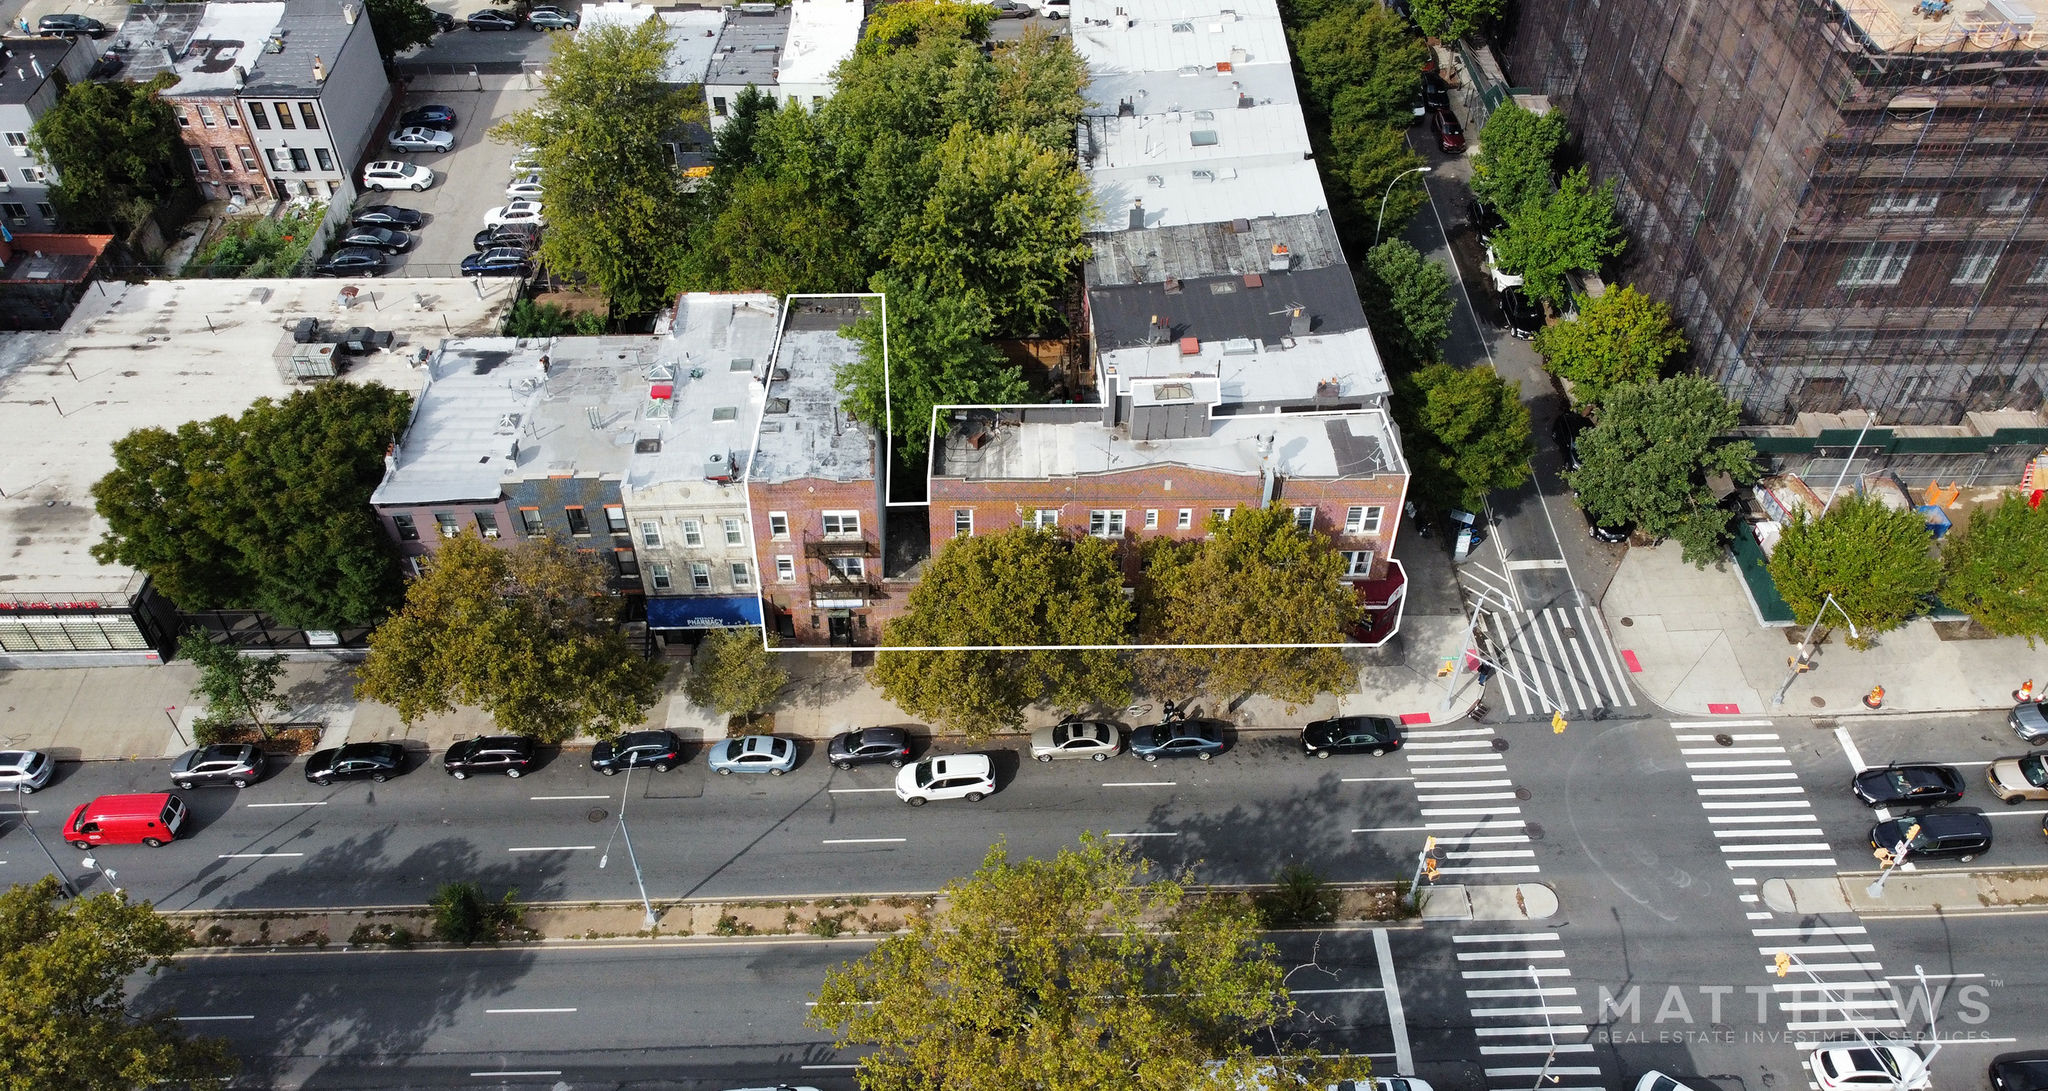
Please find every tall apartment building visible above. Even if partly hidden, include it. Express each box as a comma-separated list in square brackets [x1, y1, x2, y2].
[0, 38, 93, 232]
[1508, 0, 2048, 424]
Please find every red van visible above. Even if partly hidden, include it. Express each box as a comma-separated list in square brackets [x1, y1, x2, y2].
[63, 793, 188, 849]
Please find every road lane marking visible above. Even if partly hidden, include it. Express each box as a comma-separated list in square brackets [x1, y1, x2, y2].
[1419, 806, 1521, 816]
[1372, 927, 1412, 1076]
[1441, 865, 1543, 874]
[1697, 786, 1807, 795]
[1718, 844, 1836, 853]
[1988, 808, 2048, 817]
[486, 1008, 577, 1014]
[1341, 777, 1417, 782]
[1471, 1005, 1585, 1017]
[1694, 772, 1799, 781]
[1402, 741, 1497, 749]
[1411, 779, 1514, 788]
[1292, 986, 1387, 994]
[506, 846, 596, 852]
[244, 802, 327, 808]
[1677, 733, 1781, 742]
[1469, 987, 1578, 998]
[1756, 944, 1875, 955]
[826, 788, 895, 794]
[1729, 858, 1839, 868]
[1488, 1068, 1603, 1077]
[1418, 792, 1521, 802]
[800, 1065, 861, 1070]
[217, 853, 304, 859]
[1752, 925, 1867, 936]
[1446, 849, 1537, 859]
[529, 795, 608, 800]
[1101, 781, 1176, 787]
[821, 838, 906, 844]
[175, 1015, 255, 1021]
[1681, 746, 1787, 755]
[1402, 728, 1496, 737]
[1452, 932, 1559, 942]
[1778, 999, 1899, 1010]
[1687, 759, 1796, 769]
[1457, 950, 1566, 961]
[469, 1072, 563, 1078]
[1703, 800, 1813, 809]
[1708, 814, 1818, 823]
[1106, 832, 1177, 838]
[1462, 967, 1572, 979]
[1834, 726, 1870, 772]
[1352, 825, 1430, 833]
[1673, 719, 1776, 728]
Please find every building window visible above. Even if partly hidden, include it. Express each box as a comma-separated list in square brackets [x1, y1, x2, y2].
[1954, 242, 2001, 285]
[213, 147, 234, 172]
[0, 203, 26, 220]
[273, 102, 295, 129]
[1344, 505, 1383, 534]
[616, 548, 639, 576]
[1144, 509, 1159, 529]
[1210, 508, 1230, 525]
[723, 517, 744, 545]
[1342, 549, 1373, 576]
[1177, 508, 1193, 529]
[3, 133, 25, 147]
[289, 148, 310, 173]
[682, 519, 703, 546]
[1031, 509, 1059, 529]
[1869, 191, 1937, 214]
[690, 562, 712, 589]
[1840, 242, 1913, 287]
[1089, 510, 1126, 537]
[189, 147, 210, 174]
[954, 509, 973, 537]
[564, 507, 590, 536]
[1989, 187, 2030, 214]
[435, 512, 458, 538]
[776, 555, 795, 582]
[197, 105, 216, 127]
[249, 106, 269, 130]
[822, 511, 860, 537]
[711, 406, 738, 422]
[264, 148, 283, 172]
[392, 514, 419, 541]
[730, 562, 751, 588]
[768, 512, 789, 539]
[713, 96, 728, 117]
[299, 102, 319, 130]
[2030, 255, 2048, 285]
[638, 520, 661, 547]
[604, 505, 627, 534]
[650, 562, 672, 590]
[519, 507, 544, 536]
[237, 146, 258, 171]
[1292, 506, 1315, 530]
[225, 107, 241, 129]
[475, 511, 500, 539]
[176, 109, 190, 127]
[828, 555, 865, 581]
[33, 202, 50, 218]
[225, 184, 242, 199]
[314, 147, 333, 172]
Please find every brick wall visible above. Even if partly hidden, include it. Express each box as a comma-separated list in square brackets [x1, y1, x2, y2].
[751, 477, 897, 646]
[170, 98, 267, 203]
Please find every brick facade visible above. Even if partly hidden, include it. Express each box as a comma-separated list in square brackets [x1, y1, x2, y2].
[169, 97, 265, 203]
[751, 477, 900, 646]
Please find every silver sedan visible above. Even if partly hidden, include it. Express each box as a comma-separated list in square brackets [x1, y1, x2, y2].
[707, 734, 797, 776]
[0, 749, 54, 793]
[1029, 720, 1121, 762]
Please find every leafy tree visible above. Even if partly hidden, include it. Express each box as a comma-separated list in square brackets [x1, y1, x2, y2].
[178, 631, 288, 741]
[91, 382, 412, 628]
[1393, 363, 1533, 511]
[493, 19, 699, 316]
[429, 882, 523, 945]
[30, 74, 185, 234]
[0, 876, 238, 1091]
[1362, 239, 1454, 365]
[686, 103, 866, 297]
[1530, 284, 1689, 407]
[872, 528, 1134, 736]
[685, 628, 788, 726]
[836, 275, 1029, 459]
[354, 534, 668, 743]
[1409, 0, 1505, 40]
[858, 0, 993, 54]
[1469, 100, 1569, 219]
[1566, 376, 1759, 565]
[1322, 119, 1429, 245]
[1769, 494, 1940, 647]
[810, 836, 1369, 1091]
[1491, 166, 1626, 308]
[1940, 495, 2048, 644]
[1139, 505, 1359, 707]
[1290, 1, 1429, 128]
[363, 0, 439, 61]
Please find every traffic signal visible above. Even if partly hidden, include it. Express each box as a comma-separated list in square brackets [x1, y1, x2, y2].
[1423, 857, 1440, 881]
[1552, 710, 1568, 734]
[1775, 952, 1792, 977]
[1873, 846, 1895, 866]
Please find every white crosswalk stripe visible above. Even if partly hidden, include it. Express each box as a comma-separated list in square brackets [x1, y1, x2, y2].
[1478, 606, 1636, 716]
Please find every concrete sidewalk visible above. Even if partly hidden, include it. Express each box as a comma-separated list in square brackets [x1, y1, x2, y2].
[1601, 539, 2045, 718]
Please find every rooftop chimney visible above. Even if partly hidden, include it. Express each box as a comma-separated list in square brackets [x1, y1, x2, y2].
[1128, 199, 1144, 230]
[1287, 306, 1310, 336]
[1268, 243, 1292, 271]
[234, 64, 246, 87]
[342, 2, 359, 21]
[312, 55, 326, 81]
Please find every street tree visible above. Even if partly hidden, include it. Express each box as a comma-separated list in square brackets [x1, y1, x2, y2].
[1362, 239, 1454, 365]
[1567, 376, 1759, 565]
[872, 528, 1134, 736]
[30, 74, 185, 234]
[1530, 284, 1689, 407]
[684, 627, 789, 728]
[1491, 166, 1626, 308]
[858, 0, 994, 54]
[1323, 119, 1430, 244]
[836, 275, 1029, 459]
[178, 631, 289, 742]
[363, 0, 439, 61]
[1393, 363, 1533, 512]
[1469, 99, 1569, 219]
[1289, 1, 1429, 129]
[0, 876, 238, 1091]
[1408, 0, 1505, 40]
[1940, 495, 2048, 644]
[354, 534, 668, 743]
[1769, 494, 1940, 647]
[493, 19, 699, 316]
[810, 836, 1370, 1091]
[685, 102, 866, 297]
[1138, 505, 1359, 707]
[91, 382, 413, 628]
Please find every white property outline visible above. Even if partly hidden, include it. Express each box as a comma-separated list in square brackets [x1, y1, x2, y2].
[732, 292, 1411, 654]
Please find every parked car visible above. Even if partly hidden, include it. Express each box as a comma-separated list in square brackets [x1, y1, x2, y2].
[170, 744, 263, 789]
[466, 8, 522, 29]
[1988, 750, 2048, 803]
[461, 247, 532, 276]
[1500, 285, 1542, 338]
[1420, 71, 1450, 110]
[443, 735, 537, 779]
[305, 742, 408, 785]
[1871, 809, 1992, 862]
[1330, 1080, 1436, 1091]
[1553, 411, 1591, 471]
[431, 9, 456, 31]
[506, 172, 545, 199]
[988, 0, 1033, 17]
[0, 749, 54, 793]
[64, 793, 187, 849]
[1130, 718, 1228, 761]
[1811, 1046, 1929, 1091]
[1470, 197, 1506, 236]
[1586, 513, 1632, 544]
[1038, 0, 1069, 17]
[354, 205, 425, 230]
[388, 126, 456, 153]
[474, 223, 541, 251]
[362, 160, 435, 192]
[1428, 106, 1465, 153]
[826, 727, 912, 769]
[1030, 720, 1121, 762]
[1633, 1075, 1703, 1091]
[895, 753, 996, 805]
[1990, 1051, 2048, 1091]
[708, 735, 798, 776]
[1301, 715, 1402, 758]
[528, 6, 579, 28]
[510, 149, 542, 174]
[314, 247, 387, 276]
[37, 13, 106, 36]
[398, 105, 458, 130]
[484, 200, 546, 228]
[590, 729, 684, 775]
[336, 225, 411, 253]
[2012, 700, 2048, 744]
[1851, 762, 1966, 808]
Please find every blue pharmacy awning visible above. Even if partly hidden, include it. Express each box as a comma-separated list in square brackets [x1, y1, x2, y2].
[646, 595, 763, 630]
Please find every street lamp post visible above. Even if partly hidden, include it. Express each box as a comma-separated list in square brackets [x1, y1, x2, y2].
[1867, 830, 1914, 898]
[598, 762, 658, 930]
[9, 785, 76, 897]
[1375, 166, 1434, 246]
[80, 854, 119, 897]
[1771, 592, 1860, 707]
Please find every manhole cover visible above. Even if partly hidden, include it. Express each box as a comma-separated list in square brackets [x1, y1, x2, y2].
[1491, 738, 1511, 752]
[1525, 822, 1545, 841]
[1714, 733, 1735, 747]
[1811, 696, 1827, 708]
[1620, 617, 1634, 627]
[1514, 787, 1533, 801]
[1560, 627, 1577, 640]
[587, 809, 609, 823]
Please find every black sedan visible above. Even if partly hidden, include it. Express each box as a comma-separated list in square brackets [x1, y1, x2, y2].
[37, 13, 106, 36]
[336, 225, 411, 253]
[170, 743, 264, 789]
[1552, 411, 1591, 471]
[444, 735, 538, 779]
[305, 742, 407, 785]
[1852, 762, 1966, 807]
[353, 205, 425, 230]
[467, 8, 522, 29]
[399, 105, 458, 131]
[314, 247, 387, 276]
[1586, 510, 1632, 544]
[1420, 71, 1451, 110]
[1301, 715, 1402, 758]
[1871, 809, 1992, 862]
[590, 730, 684, 775]
[826, 727, 912, 770]
[461, 247, 531, 276]
[1991, 1051, 2048, 1091]
[1501, 285, 1542, 338]
[1130, 718, 1228, 761]
[474, 225, 539, 251]
[431, 10, 456, 31]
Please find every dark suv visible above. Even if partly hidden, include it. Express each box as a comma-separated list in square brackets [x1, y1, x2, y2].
[590, 730, 684, 775]
[826, 727, 912, 770]
[444, 735, 538, 779]
[38, 13, 106, 36]
[1871, 809, 1992, 862]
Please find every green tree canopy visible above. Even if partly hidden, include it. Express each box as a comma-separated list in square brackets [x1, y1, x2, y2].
[91, 382, 412, 628]
[0, 877, 238, 1091]
[1491, 166, 1626, 307]
[1362, 239, 1454, 366]
[1530, 284, 1689, 407]
[363, 0, 439, 61]
[684, 628, 789, 724]
[1769, 494, 1940, 647]
[1469, 100, 1568, 219]
[354, 534, 668, 742]
[493, 19, 699, 316]
[858, 0, 994, 54]
[836, 276, 1029, 459]
[178, 631, 289, 741]
[1138, 505, 1360, 707]
[810, 836, 1369, 1091]
[1394, 363, 1533, 511]
[1408, 0, 1505, 40]
[1322, 119, 1429, 245]
[30, 74, 186, 234]
[1940, 495, 2048, 644]
[872, 527, 1134, 735]
[686, 101, 866, 297]
[1566, 376, 1758, 565]
[1290, 1, 1429, 129]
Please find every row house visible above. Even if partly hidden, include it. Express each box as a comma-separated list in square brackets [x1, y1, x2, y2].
[702, 0, 862, 130]
[0, 38, 94, 233]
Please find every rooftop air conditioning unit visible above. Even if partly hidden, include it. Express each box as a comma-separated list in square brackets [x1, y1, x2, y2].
[704, 451, 734, 482]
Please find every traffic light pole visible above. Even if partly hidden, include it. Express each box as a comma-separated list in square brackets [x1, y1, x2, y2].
[1407, 836, 1438, 906]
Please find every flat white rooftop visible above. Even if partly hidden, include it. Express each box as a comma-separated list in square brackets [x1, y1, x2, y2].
[0, 278, 517, 597]
[625, 292, 781, 494]
[578, 2, 725, 84]
[1102, 327, 1391, 407]
[1086, 105, 1309, 172]
[779, 0, 863, 88]
[1087, 157, 1328, 231]
[1068, 11, 1289, 72]
[751, 323, 874, 485]
[1075, 0, 1284, 21]
[1082, 60, 1297, 118]
[163, 1, 287, 95]
[937, 408, 1403, 481]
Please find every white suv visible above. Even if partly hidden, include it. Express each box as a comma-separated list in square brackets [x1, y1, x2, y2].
[362, 161, 434, 192]
[895, 754, 996, 806]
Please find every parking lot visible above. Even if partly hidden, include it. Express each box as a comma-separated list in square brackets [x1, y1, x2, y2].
[351, 77, 541, 276]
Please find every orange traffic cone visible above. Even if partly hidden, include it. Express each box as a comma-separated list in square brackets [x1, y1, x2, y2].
[2018, 680, 2035, 702]
[1864, 685, 1885, 710]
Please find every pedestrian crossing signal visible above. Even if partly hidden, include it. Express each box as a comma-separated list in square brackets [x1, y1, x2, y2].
[1775, 952, 1792, 977]
[1423, 858, 1439, 881]
[1552, 710, 1568, 733]
[1437, 659, 1456, 678]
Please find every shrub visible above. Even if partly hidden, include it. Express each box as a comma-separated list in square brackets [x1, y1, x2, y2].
[502, 299, 578, 337]
[1254, 864, 1339, 927]
[430, 882, 522, 945]
[187, 204, 325, 278]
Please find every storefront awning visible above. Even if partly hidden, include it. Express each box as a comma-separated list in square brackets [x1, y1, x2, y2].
[646, 595, 762, 630]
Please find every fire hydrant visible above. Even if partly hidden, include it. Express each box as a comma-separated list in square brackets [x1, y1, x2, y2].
[1864, 685, 1885, 710]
